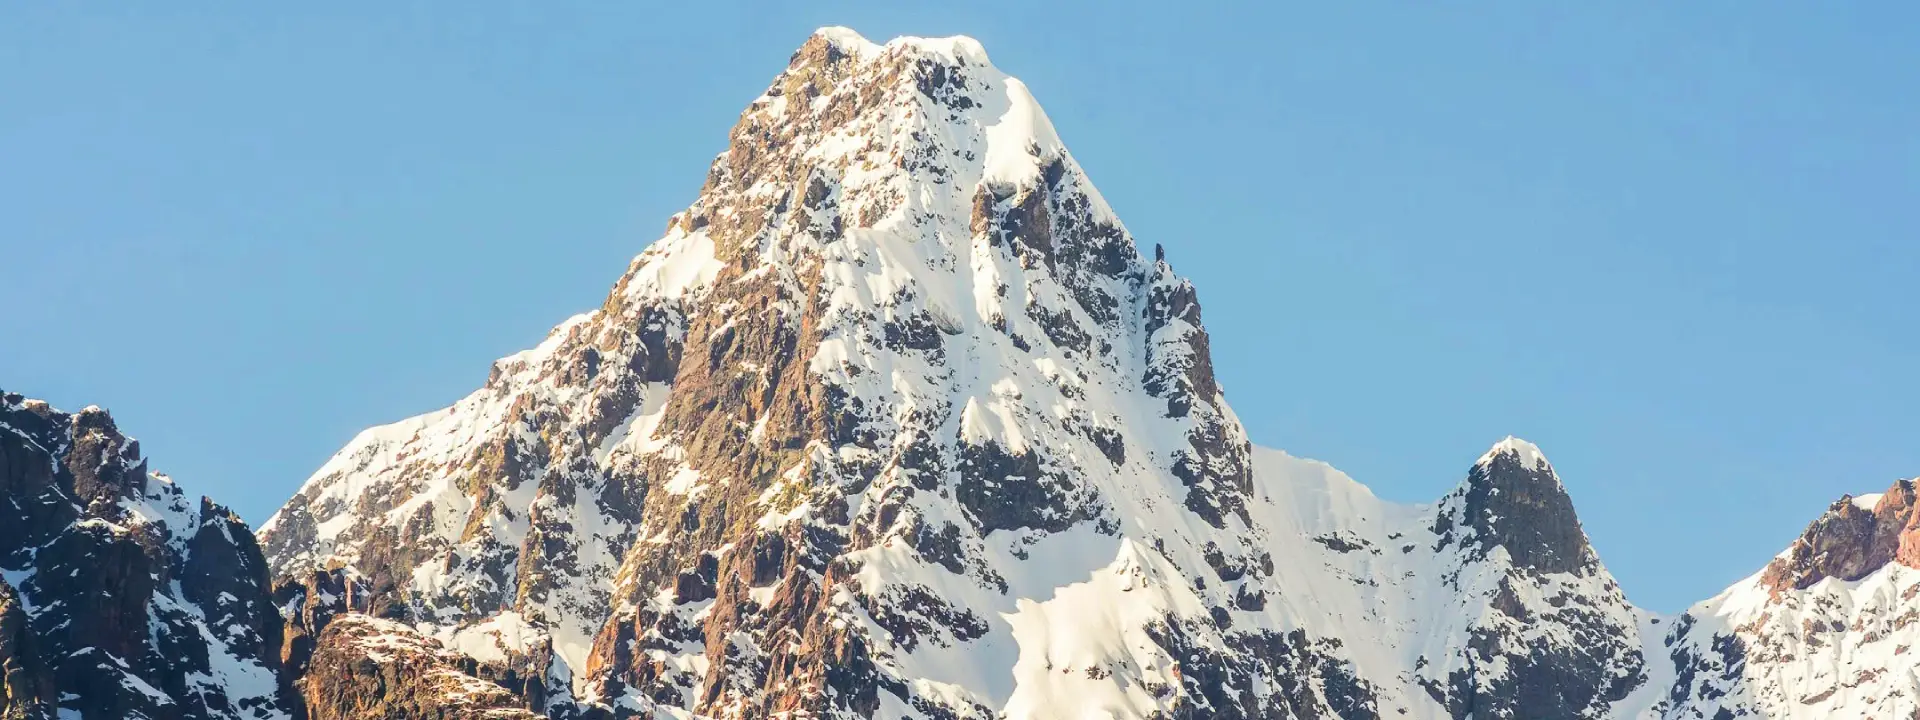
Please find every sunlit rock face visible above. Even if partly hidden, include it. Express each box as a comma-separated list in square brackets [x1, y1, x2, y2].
[1662, 480, 1920, 719]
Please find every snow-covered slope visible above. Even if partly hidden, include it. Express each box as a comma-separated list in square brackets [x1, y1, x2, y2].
[253, 28, 1674, 719]
[1660, 480, 1920, 718]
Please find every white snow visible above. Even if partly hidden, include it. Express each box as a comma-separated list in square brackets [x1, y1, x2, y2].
[812, 26, 881, 59]
[1003, 539, 1199, 719]
[980, 78, 1064, 189]
[1667, 561, 1920, 717]
[438, 611, 542, 665]
[618, 229, 725, 302]
[1477, 435, 1550, 470]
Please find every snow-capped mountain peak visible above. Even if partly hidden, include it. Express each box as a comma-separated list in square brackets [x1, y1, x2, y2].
[250, 28, 1676, 719]
[1439, 435, 1591, 576]
[1477, 435, 1550, 471]
[260, 27, 1203, 716]
[234, 28, 1920, 720]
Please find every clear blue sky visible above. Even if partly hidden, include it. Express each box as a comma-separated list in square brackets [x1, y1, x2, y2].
[3, 4, 1914, 612]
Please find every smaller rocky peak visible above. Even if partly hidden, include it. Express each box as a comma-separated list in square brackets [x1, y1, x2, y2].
[61, 404, 150, 511]
[3, 395, 162, 560]
[1433, 436, 1591, 575]
[1759, 477, 1920, 594]
[1, 393, 296, 719]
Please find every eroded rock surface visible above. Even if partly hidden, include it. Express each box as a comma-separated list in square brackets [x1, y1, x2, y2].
[0, 392, 292, 719]
[298, 615, 545, 720]
[1758, 479, 1920, 593]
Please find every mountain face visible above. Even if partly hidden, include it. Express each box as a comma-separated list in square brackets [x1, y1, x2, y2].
[13, 26, 1920, 720]
[248, 28, 1664, 719]
[0, 392, 289, 720]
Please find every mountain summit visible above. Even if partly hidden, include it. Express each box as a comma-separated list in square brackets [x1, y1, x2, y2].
[254, 28, 1656, 718]
[0, 26, 1893, 720]
[1436, 436, 1592, 574]
[261, 26, 1260, 717]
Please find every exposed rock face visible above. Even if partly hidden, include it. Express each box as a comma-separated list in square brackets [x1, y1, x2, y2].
[1661, 477, 1920, 719]
[1422, 440, 1647, 719]
[1757, 480, 1920, 593]
[273, 569, 365, 683]
[0, 391, 292, 719]
[0, 579, 55, 720]
[1434, 438, 1589, 574]
[298, 615, 544, 720]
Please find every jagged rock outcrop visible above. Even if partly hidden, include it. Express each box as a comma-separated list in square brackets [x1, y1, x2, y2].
[1660, 477, 1920, 719]
[1421, 439, 1648, 719]
[274, 568, 370, 683]
[0, 391, 292, 719]
[270, 566, 555, 717]
[1757, 479, 1920, 593]
[298, 615, 545, 720]
[0, 390, 558, 720]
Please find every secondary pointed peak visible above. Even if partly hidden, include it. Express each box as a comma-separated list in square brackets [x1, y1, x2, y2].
[1477, 435, 1551, 472]
[1435, 435, 1590, 576]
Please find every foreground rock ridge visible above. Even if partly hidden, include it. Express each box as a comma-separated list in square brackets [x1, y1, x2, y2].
[1, 392, 546, 720]
[9, 27, 1918, 720]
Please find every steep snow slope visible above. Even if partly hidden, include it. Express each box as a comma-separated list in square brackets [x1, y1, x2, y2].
[259, 28, 1667, 719]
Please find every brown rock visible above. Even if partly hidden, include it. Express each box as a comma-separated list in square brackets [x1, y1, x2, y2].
[297, 615, 545, 720]
[1761, 479, 1920, 594]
